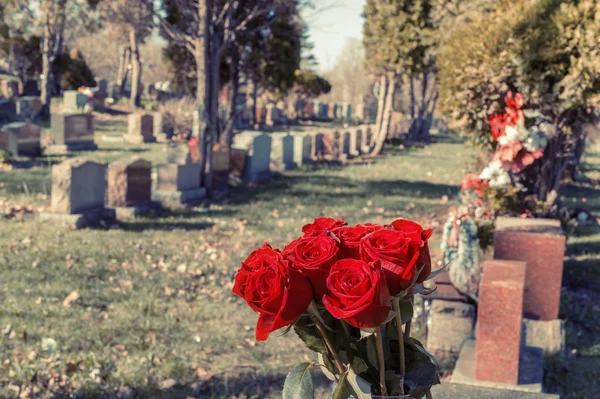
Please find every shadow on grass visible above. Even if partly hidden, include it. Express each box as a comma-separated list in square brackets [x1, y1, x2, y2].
[225, 174, 459, 206]
[118, 220, 215, 232]
[39, 371, 330, 399]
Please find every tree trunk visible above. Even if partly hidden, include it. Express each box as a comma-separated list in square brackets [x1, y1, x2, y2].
[374, 74, 388, 137]
[222, 49, 239, 146]
[196, 0, 213, 193]
[129, 28, 142, 107]
[41, 1, 55, 116]
[53, 2, 66, 96]
[252, 78, 258, 126]
[369, 72, 396, 157]
[116, 45, 130, 96]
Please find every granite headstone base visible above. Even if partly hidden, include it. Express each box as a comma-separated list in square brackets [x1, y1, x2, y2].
[114, 201, 163, 220]
[523, 319, 566, 358]
[152, 188, 207, 204]
[44, 143, 98, 155]
[431, 383, 558, 399]
[123, 133, 156, 144]
[451, 340, 545, 393]
[39, 207, 116, 229]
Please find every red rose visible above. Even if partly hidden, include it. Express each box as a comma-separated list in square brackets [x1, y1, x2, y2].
[363, 223, 385, 233]
[461, 173, 489, 198]
[323, 259, 391, 328]
[233, 243, 312, 341]
[332, 225, 371, 258]
[360, 229, 420, 296]
[283, 232, 340, 299]
[302, 217, 346, 236]
[389, 219, 433, 283]
[488, 114, 508, 141]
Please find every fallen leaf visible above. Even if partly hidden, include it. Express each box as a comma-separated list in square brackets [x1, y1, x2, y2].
[62, 290, 80, 307]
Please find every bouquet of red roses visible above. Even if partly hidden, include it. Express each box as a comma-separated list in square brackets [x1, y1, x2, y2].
[233, 217, 441, 398]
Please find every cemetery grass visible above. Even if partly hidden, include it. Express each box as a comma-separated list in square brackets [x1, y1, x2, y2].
[0, 119, 598, 398]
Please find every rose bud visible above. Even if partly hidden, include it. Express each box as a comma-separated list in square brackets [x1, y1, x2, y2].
[323, 259, 391, 328]
[283, 232, 340, 299]
[233, 243, 312, 341]
[302, 217, 346, 237]
[360, 229, 421, 296]
[389, 219, 433, 283]
[332, 224, 372, 258]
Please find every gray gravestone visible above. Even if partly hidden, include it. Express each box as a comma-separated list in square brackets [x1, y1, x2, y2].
[153, 162, 206, 203]
[50, 159, 106, 214]
[63, 90, 88, 112]
[295, 133, 312, 164]
[46, 113, 97, 153]
[0, 99, 17, 123]
[233, 131, 272, 183]
[108, 159, 153, 207]
[40, 158, 115, 228]
[153, 111, 169, 141]
[124, 113, 155, 144]
[311, 132, 325, 159]
[16, 96, 43, 121]
[1, 122, 41, 156]
[0, 126, 18, 156]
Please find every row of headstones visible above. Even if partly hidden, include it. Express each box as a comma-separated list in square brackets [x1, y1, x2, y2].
[46, 154, 208, 218]
[233, 126, 374, 183]
[0, 110, 161, 157]
[253, 101, 371, 126]
[428, 217, 566, 394]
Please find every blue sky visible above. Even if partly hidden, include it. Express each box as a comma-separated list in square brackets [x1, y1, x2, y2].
[304, 0, 366, 72]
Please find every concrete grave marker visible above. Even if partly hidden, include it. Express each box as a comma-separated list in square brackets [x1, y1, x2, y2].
[108, 159, 160, 219]
[0, 99, 17, 123]
[124, 113, 155, 144]
[493, 217, 565, 321]
[46, 113, 97, 153]
[212, 144, 230, 191]
[0, 122, 41, 156]
[63, 90, 88, 112]
[108, 159, 153, 207]
[16, 96, 43, 121]
[40, 158, 115, 228]
[233, 131, 272, 183]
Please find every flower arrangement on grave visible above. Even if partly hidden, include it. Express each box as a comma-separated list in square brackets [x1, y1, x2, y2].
[442, 92, 554, 299]
[77, 86, 94, 99]
[233, 217, 441, 399]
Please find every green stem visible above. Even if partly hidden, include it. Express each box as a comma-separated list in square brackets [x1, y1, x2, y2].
[405, 297, 413, 337]
[392, 297, 406, 395]
[308, 301, 345, 374]
[375, 326, 388, 397]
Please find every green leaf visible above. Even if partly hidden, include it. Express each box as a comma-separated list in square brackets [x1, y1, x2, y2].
[332, 371, 352, 399]
[351, 356, 369, 375]
[398, 298, 413, 325]
[403, 338, 440, 394]
[412, 283, 436, 296]
[294, 318, 328, 354]
[318, 353, 336, 381]
[425, 260, 451, 281]
[283, 363, 314, 399]
[347, 368, 373, 399]
[366, 336, 379, 369]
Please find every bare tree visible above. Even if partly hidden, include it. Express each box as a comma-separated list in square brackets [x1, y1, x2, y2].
[99, 0, 153, 106]
[156, 0, 286, 192]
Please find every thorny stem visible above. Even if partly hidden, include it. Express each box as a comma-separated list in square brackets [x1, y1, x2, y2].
[307, 301, 345, 374]
[392, 297, 406, 395]
[375, 326, 388, 397]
